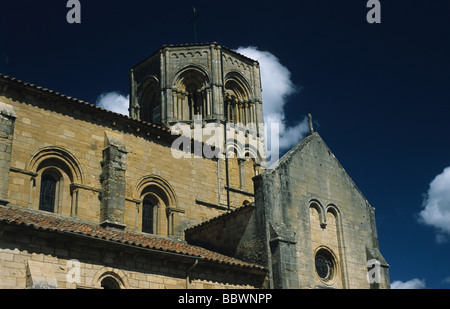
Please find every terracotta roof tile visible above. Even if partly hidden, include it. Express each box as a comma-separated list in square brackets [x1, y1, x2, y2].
[0, 205, 266, 272]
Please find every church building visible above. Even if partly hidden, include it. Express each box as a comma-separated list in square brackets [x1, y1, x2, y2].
[0, 43, 389, 289]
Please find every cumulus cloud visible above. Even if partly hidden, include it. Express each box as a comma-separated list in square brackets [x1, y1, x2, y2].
[96, 91, 129, 116]
[419, 166, 450, 243]
[235, 46, 309, 152]
[441, 276, 450, 286]
[391, 278, 426, 289]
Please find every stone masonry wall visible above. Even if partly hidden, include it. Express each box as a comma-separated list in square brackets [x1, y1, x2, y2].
[0, 225, 261, 289]
[1, 83, 254, 237]
[253, 133, 389, 289]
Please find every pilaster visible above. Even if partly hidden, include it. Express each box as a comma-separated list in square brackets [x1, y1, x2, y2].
[0, 102, 16, 205]
[100, 131, 128, 229]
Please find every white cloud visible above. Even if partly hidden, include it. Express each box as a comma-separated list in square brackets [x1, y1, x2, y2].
[419, 166, 450, 242]
[96, 91, 129, 116]
[442, 276, 450, 284]
[235, 46, 310, 152]
[391, 278, 426, 289]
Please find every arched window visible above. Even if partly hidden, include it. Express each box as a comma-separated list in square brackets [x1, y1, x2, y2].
[139, 77, 161, 124]
[93, 268, 129, 289]
[135, 175, 180, 236]
[172, 67, 210, 121]
[224, 74, 252, 126]
[39, 173, 57, 213]
[309, 201, 346, 288]
[142, 195, 157, 234]
[27, 146, 83, 216]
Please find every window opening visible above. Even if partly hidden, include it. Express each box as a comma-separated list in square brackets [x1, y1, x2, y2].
[142, 196, 155, 234]
[315, 249, 335, 282]
[101, 277, 120, 289]
[39, 173, 57, 212]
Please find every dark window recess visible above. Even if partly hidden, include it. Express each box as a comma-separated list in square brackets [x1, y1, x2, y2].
[101, 277, 120, 289]
[39, 174, 57, 213]
[142, 196, 155, 234]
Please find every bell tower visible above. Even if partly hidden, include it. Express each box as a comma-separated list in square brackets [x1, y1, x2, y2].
[129, 43, 266, 163]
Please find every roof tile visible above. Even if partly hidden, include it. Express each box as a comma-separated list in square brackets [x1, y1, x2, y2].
[0, 205, 265, 272]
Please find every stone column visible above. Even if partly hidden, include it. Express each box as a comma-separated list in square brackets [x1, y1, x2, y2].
[100, 131, 127, 229]
[210, 44, 224, 120]
[129, 69, 139, 119]
[0, 102, 16, 206]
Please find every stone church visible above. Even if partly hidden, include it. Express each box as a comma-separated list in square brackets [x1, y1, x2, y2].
[0, 43, 389, 289]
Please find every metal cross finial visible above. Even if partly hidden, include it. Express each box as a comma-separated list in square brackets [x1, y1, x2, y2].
[308, 113, 314, 134]
[189, 6, 200, 43]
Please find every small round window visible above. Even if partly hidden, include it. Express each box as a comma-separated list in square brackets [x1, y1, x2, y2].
[315, 249, 335, 282]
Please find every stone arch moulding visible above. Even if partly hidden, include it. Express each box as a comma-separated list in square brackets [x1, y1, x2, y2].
[224, 71, 252, 99]
[224, 139, 245, 159]
[134, 175, 184, 236]
[138, 75, 161, 124]
[309, 199, 327, 228]
[172, 65, 211, 90]
[92, 267, 130, 289]
[171, 65, 212, 121]
[138, 76, 161, 105]
[224, 137, 263, 162]
[324, 203, 344, 238]
[134, 174, 179, 210]
[244, 144, 263, 164]
[325, 203, 341, 217]
[26, 146, 84, 185]
[224, 71, 256, 126]
[325, 202, 349, 289]
[138, 75, 160, 92]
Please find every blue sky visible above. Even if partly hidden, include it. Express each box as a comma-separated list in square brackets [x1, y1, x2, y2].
[1, 0, 449, 288]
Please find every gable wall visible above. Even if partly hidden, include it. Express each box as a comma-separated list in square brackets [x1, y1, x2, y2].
[258, 133, 388, 288]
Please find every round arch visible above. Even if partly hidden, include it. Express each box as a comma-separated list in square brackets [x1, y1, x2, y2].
[92, 267, 130, 289]
[224, 71, 254, 125]
[172, 65, 211, 120]
[134, 175, 179, 236]
[224, 71, 252, 101]
[309, 199, 327, 228]
[27, 146, 83, 215]
[134, 175, 178, 208]
[138, 75, 160, 92]
[326, 203, 342, 218]
[27, 146, 84, 185]
[172, 65, 210, 90]
[138, 75, 161, 124]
